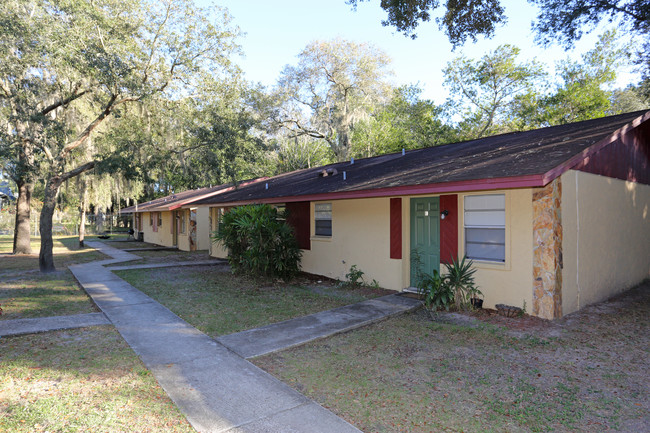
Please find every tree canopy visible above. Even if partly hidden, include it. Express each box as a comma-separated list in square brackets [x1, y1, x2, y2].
[274, 38, 393, 161]
[443, 45, 546, 139]
[0, 0, 241, 269]
[530, 0, 649, 47]
[347, 0, 507, 46]
[349, 0, 649, 74]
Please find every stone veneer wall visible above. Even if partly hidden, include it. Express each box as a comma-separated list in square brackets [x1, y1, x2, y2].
[532, 178, 563, 319]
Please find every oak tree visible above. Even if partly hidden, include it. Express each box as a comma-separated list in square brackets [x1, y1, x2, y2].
[347, 0, 507, 46]
[0, 0, 239, 270]
[443, 44, 545, 139]
[275, 39, 393, 161]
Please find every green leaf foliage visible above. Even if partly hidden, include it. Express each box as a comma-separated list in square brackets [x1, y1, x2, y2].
[417, 255, 482, 312]
[444, 255, 482, 310]
[350, 85, 458, 157]
[347, 0, 507, 46]
[443, 44, 546, 139]
[417, 269, 455, 312]
[212, 204, 302, 279]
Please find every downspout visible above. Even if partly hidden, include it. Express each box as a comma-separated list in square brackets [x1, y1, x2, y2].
[575, 173, 580, 310]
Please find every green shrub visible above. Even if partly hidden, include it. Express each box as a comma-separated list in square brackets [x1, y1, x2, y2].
[344, 264, 365, 288]
[416, 255, 482, 312]
[444, 256, 481, 310]
[211, 204, 302, 279]
[417, 270, 454, 311]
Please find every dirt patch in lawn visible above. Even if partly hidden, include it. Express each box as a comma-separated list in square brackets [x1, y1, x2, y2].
[255, 280, 650, 433]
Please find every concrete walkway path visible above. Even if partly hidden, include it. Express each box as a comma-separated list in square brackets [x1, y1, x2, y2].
[0, 312, 110, 337]
[8, 240, 420, 432]
[70, 241, 411, 433]
[218, 294, 420, 359]
[105, 260, 226, 271]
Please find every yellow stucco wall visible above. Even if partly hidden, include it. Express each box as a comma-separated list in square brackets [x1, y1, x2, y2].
[561, 170, 650, 315]
[209, 207, 228, 259]
[175, 207, 210, 252]
[399, 190, 533, 311]
[176, 209, 190, 251]
[455, 189, 534, 312]
[195, 207, 211, 251]
[301, 198, 403, 289]
[141, 211, 174, 247]
[207, 192, 535, 311]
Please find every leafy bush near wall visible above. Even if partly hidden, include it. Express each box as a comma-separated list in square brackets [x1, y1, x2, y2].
[416, 254, 482, 312]
[212, 204, 302, 279]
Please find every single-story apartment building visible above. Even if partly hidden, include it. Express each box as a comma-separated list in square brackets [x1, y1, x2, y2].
[187, 110, 650, 319]
[120, 180, 266, 251]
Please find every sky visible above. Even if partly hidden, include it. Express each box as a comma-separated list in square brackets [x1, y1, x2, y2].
[208, 1, 634, 103]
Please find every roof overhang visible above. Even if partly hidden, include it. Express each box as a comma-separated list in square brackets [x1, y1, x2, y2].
[123, 177, 269, 213]
[542, 110, 650, 183]
[192, 173, 546, 207]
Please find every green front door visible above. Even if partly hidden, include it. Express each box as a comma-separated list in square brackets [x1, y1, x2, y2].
[410, 197, 440, 286]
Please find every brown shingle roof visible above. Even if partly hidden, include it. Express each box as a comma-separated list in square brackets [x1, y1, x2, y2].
[191, 111, 649, 206]
[121, 179, 268, 213]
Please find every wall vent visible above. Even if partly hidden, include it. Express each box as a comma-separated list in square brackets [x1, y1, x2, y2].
[318, 168, 338, 177]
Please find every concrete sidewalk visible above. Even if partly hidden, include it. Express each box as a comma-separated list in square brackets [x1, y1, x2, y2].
[105, 260, 227, 271]
[218, 294, 420, 359]
[70, 241, 373, 432]
[0, 312, 110, 337]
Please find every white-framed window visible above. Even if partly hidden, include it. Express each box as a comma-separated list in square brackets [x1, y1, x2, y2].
[314, 203, 332, 237]
[464, 194, 505, 262]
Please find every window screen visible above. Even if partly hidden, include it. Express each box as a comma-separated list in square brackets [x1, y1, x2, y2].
[464, 194, 505, 262]
[314, 203, 332, 236]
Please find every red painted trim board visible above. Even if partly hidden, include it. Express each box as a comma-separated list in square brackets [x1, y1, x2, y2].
[389, 198, 402, 259]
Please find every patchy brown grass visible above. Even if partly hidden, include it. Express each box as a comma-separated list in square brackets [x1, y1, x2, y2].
[0, 236, 106, 320]
[254, 281, 650, 433]
[0, 327, 194, 432]
[0, 235, 106, 273]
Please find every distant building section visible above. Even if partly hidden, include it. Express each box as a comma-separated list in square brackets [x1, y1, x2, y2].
[0, 181, 16, 211]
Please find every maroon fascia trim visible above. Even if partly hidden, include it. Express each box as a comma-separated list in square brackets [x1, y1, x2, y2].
[389, 198, 402, 259]
[209, 174, 545, 207]
[542, 111, 650, 185]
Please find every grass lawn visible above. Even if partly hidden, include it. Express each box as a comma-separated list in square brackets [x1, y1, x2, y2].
[254, 281, 650, 433]
[0, 327, 194, 432]
[0, 235, 107, 320]
[0, 235, 107, 272]
[115, 248, 214, 265]
[115, 266, 393, 336]
[101, 240, 158, 250]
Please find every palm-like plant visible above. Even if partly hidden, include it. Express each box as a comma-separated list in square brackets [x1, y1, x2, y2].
[212, 204, 302, 279]
[444, 256, 481, 310]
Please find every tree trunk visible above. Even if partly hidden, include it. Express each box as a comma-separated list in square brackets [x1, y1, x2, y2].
[39, 177, 63, 272]
[13, 180, 33, 254]
[78, 186, 87, 248]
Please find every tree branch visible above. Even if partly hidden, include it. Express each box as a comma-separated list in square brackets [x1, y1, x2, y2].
[58, 93, 118, 161]
[142, 0, 172, 85]
[39, 88, 89, 117]
[59, 161, 96, 183]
